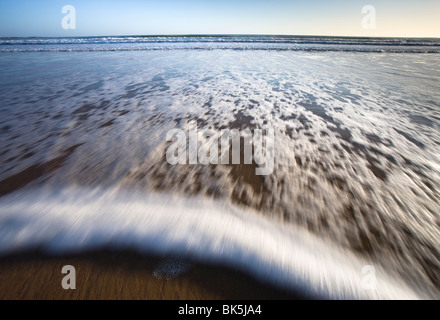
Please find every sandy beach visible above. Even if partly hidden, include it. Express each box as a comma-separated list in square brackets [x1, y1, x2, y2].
[0, 249, 303, 300]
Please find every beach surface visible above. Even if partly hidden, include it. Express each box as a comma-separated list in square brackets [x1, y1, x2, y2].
[0, 249, 301, 300]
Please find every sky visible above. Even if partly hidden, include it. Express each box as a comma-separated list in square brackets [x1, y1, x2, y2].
[0, 0, 439, 38]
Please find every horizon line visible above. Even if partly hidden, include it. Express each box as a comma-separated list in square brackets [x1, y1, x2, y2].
[1, 33, 440, 40]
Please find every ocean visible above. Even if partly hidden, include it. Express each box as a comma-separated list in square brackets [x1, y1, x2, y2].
[0, 35, 439, 299]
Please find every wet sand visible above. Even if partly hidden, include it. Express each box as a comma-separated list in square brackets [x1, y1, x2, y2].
[0, 249, 304, 300]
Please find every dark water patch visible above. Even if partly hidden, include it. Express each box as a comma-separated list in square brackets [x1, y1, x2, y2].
[229, 110, 255, 130]
[1, 125, 11, 134]
[327, 175, 346, 190]
[423, 180, 435, 192]
[121, 76, 170, 99]
[19, 152, 34, 160]
[99, 119, 116, 128]
[329, 125, 352, 142]
[280, 113, 297, 121]
[144, 153, 227, 201]
[285, 126, 294, 138]
[368, 146, 396, 164]
[307, 176, 317, 188]
[202, 76, 214, 82]
[73, 100, 110, 119]
[394, 128, 425, 149]
[365, 133, 394, 147]
[148, 114, 167, 126]
[365, 133, 382, 144]
[69, 81, 103, 97]
[365, 154, 387, 181]
[340, 143, 352, 154]
[298, 100, 335, 125]
[408, 114, 434, 127]
[98, 100, 111, 110]
[234, 99, 242, 107]
[294, 156, 302, 167]
[396, 98, 411, 106]
[73, 103, 95, 114]
[417, 253, 440, 287]
[401, 156, 416, 167]
[0, 149, 10, 157]
[341, 204, 373, 254]
[219, 133, 273, 210]
[80, 81, 103, 93]
[341, 140, 390, 180]
[76, 114, 89, 121]
[335, 83, 361, 104]
[351, 141, 368, 155]
[229, 162, 268, 210]
[144, 129, 272, 211]
[202, 97, 213, 109]
[6, 155, 18, 162]
[298, 114, 311, 130]
[0, 143, 83, 197]
[367, 162, 387, 181]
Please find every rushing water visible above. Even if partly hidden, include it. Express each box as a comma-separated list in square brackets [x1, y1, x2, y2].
[0, 36, 439, 299]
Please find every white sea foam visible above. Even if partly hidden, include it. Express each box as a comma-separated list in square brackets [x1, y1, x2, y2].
[0, 187, 423, 300]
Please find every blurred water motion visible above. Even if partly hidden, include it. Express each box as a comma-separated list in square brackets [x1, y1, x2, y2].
[0, 36, 439, 299]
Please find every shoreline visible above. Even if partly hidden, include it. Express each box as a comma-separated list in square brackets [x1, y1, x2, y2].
[0, 248, 307, 300]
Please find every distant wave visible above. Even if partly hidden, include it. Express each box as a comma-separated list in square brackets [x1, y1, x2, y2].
[1, 35, 440, 53]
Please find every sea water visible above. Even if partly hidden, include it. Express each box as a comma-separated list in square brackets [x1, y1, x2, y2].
[0, 36, 439, 299]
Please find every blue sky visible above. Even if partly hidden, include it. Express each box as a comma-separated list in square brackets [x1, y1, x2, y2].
[0, 0, 439, 37]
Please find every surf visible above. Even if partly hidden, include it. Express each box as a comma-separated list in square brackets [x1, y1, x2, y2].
[0, 187, 424, 299]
